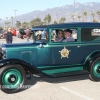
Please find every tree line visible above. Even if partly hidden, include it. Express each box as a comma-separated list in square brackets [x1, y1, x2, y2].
[1, 10, 100, 29]
[71, 10, 100, 22]
[3, 14, 66, 29]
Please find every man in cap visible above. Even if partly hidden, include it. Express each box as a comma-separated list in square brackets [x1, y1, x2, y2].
[63, 29, 75, 42]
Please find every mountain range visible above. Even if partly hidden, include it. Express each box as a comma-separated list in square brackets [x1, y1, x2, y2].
[0, 2, 100, 26]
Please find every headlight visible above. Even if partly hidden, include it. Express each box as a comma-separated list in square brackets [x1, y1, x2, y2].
[0, 52, 3, 60]
[2, 47, 6, 59]
[0, 44, 6, 59]
[0, 45, 3, 60]
[0, 45, 2, 52]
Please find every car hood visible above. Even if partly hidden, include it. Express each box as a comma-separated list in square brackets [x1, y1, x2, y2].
[1, 42, 46, 48]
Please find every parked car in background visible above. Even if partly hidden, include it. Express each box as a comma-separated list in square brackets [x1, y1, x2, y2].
[0, 29, 4, 39]
[19, 28, 26, 39]
[12, 29, 16, 36]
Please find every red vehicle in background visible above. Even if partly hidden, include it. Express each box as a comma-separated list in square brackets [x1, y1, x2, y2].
[12, 29, 16, 36]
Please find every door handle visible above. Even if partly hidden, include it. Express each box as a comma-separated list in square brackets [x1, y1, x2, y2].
[39, 44, 43, 48]
[77, 46, 81, 48]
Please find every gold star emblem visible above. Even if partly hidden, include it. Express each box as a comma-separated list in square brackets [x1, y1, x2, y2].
[59, 46, 71, 59]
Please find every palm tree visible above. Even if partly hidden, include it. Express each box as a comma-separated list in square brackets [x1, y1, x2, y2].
[84, 12, 87, 22]
[30, 18, 43, 27]
[47, 14, 52, 24]
[93, 19, 98, 22]
[91, 13, 95, 21]
[0, 19, 1, 24]
[44, 14, 52, 25]
[5, 22, 10, 27]
[21, 22, 29, 28]
[0, 19, 1, 28]
[97, 11, 100, 22]
[59, 17, 66, 23]
[71, 15, 75, 22]
[11, 16, 13, 27]
[53, 20, 57, 24]
[6, 17, 8, 28]
[15, 21, 21, 29]
[78, 16, 81, 22]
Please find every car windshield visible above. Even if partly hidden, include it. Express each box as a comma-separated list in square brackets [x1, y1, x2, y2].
[31, 29, 48, 43]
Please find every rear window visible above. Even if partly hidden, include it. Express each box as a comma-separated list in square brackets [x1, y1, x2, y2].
[81, 28, 100, 42]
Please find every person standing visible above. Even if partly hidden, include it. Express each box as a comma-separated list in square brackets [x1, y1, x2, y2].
[26, 28, 30, 42]
[6, 28, 13, 43]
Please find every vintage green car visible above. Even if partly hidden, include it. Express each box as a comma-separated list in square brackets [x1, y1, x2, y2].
[0, 22, 100, 93]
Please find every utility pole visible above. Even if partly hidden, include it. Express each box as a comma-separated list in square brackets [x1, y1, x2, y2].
[56, 12, 58, 23]
[74, 0, 76, 22]
[81, 8, 84, 22]
[0, 19, 1, 28]
[14, 10, 18, 26]
[11, 16, 13, 27]
[74, 0, 75, 16]
[6, 17, 8, 28]
[14, 10, 18, 18]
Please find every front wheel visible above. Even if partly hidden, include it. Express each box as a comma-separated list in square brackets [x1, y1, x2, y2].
[89, 57, 100, 81]
[0, 64, 26, 93]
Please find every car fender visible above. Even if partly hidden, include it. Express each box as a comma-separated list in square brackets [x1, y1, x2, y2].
[84, 51, 100, 71]
[0, 58, 39, 74]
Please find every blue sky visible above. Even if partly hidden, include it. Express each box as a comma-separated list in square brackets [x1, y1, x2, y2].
[0, 0, 100, 20]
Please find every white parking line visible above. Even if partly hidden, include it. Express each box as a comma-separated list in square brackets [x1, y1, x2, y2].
[60, 87, 94, 100]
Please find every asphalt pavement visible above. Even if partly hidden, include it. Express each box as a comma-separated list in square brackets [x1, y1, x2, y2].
[0, 36, 33, 44]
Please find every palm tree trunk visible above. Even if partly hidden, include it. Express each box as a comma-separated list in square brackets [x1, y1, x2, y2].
[85, 16, 87, 22]
[73, 18, 74, 22]
[99, 15, 100, 22]
[12, 19, 13, 27]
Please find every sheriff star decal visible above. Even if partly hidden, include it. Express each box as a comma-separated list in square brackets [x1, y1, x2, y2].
[59, 46, 71, 59]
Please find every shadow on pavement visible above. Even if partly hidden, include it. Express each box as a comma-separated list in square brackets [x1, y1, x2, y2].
[21, 72, 90, 92]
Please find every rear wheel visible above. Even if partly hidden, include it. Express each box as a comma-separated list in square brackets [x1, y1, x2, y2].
[89, 57, 100, 81]
[0, 64, 26, 93]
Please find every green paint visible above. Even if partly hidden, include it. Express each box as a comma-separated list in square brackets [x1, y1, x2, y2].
[93, 62, 100, 78]
[84, 50, 100, 64]
[78, 28, 81, 43]
[37, 64, 84, 69]
[42, 66, 83, 75]
[2, 69, 22, 89]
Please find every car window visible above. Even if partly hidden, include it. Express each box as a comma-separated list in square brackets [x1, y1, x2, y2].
[51, 28, 77, 42]
[33, 30, 48, 43]
[81, 28, 100, 42]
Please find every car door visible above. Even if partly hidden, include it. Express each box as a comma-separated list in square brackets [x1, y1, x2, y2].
[37, 43, 52, 66]
[50, 27, 100, 66]
[50, 28, 85, 66]
[51, 43, 84, 66]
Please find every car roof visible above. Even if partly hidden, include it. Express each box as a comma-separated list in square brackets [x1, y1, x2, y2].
[47, 22, 100, 28]
[31, 25, 47, 31]
[30, 22, 100, 32]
